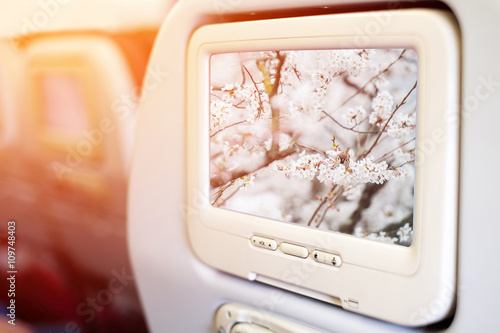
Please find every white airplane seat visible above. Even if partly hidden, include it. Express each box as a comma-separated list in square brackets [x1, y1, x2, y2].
[128, 0, 500, 332]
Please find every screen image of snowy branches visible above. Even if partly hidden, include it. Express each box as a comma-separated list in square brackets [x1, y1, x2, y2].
[209, 49, 417, 246]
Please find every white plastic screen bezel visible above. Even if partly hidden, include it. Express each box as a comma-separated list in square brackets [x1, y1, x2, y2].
[186, 8, 459, 326]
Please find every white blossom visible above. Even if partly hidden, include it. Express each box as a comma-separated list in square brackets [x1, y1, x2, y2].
[350, 157, 391, 185]
[393, 148, 415, 167]
[263, 133, 293, 152]
[310, 49, 375, 83]
[278, 133, 293, 152]
[222, 141, 243, 158]
[288, 101, 303, 118]
[387, 113, 416, 138]
[366, 231, 398, 244]
[325, 148, 342, 158]
[277, 153, 399, 188]
[369, 90, 394, 126]
[317, 163, 351, 186]
[390, 167, 408, 181]
[224, 83, 272, 123]
[354, 227, 398, 244]
[317, 156, 394, 187]
[343, 106, 367, 126]
[221, 83, 236, 92]
[397, 223, 413, 243]
[284, 50, 375, 116]
[310, 87, 328, 114]
[210, 99, 232, 131]
[278, 151, 323, 181]
[281, 51, 301, 82]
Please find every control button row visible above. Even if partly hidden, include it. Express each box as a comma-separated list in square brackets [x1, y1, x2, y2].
[250, 235, 278, 251]
[249, 236, 342, 267]
[312, 250, 342, 267]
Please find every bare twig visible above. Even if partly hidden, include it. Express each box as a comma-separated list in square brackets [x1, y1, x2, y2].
[240, 65, 246, 85]
[374, 138, 415, 163]
[342, 76, 375, 100]
[212, 180, 235, 205]
[210, 120, 248, 138]
[307, 185, 336, 226]
[315, 188, 344, 228]
[321, 110, 379, 134]
[389, 159, 415, 170]
[294, 143, 328, 157]
[242, 65, 264, 118]
[216, 176, 253, 207]
[292, 66, 302, 83]
[307, 197, 328, 227]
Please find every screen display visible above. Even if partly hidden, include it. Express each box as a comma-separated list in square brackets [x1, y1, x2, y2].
[209, 49, 417, 246]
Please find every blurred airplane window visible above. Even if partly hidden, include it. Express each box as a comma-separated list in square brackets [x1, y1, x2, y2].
[41, 74, 89, 134]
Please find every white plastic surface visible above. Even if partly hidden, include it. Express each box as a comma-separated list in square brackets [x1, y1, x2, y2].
[231, 323, 274, 333]
[216, 303, 323, 333]
[279, 243, 309, 259]
[128, 0, 500, 332]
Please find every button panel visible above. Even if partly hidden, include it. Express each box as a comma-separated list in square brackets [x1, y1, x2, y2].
[279, 242, 309, 258]
[250, 235, 278, 251]
[312, 250, 342, 267]
[249, 237, 342, 268]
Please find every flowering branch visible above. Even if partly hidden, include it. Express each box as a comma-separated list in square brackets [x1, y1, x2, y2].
[327, 49, 407, 114]
[210, 146, 297, 189]
[361, 80, 417, 159]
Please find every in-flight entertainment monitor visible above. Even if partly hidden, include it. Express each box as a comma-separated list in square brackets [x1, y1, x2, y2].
[185, 8, 460, 326]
